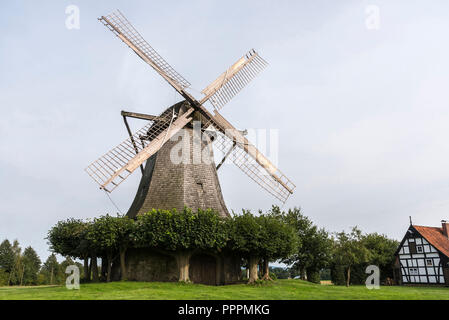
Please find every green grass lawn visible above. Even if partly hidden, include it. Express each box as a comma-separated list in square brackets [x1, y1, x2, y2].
[1, 280, 448, 300]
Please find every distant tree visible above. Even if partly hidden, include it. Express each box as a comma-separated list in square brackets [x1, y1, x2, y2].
[346, 232, 399, 284]
[269, 267, 290, 279]
[0, 239, 15, 285]
[319, 268, 331, 281]
[301, 228, 333, 283]
[362, 233, 398, 281]
[330, 264, 346, 285]
[332, 227, 371, 287]
[59, 256, 74, 271]
[10, 240, 22, 285]
[40, 254, 60, 285]
[329, 229, 398, 285]
[22, 246, 41, 285]
[59, 257, 83, 284]
[0, 269, 8, 286]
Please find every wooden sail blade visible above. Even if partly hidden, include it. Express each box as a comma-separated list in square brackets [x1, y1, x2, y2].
[99, 10, 191, 93]
[200, 49, 268, 110]
[85, 107, 194, 192]
[207, 111, 295, 203]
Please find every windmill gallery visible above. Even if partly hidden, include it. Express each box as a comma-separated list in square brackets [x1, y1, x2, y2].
[83, 10, 295, 285]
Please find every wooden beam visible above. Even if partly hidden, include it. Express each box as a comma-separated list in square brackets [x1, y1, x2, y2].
[122, 115, 144, 175]
[121, 110, 167, 122]
[101, 15, 195, 102]
[216, 141, 236, 171]
[213, 111, 294, 194]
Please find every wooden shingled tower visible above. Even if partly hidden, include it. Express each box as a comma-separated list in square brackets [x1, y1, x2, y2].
[126, 101, 229, 218]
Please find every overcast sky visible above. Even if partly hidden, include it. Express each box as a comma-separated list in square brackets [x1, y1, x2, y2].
[2, 0, 449, 261]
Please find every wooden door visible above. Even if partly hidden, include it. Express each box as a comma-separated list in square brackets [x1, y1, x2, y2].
[189, 254, 217, 285]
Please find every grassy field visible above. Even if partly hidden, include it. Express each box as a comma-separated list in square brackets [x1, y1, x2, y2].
[1, 280, 449, 300]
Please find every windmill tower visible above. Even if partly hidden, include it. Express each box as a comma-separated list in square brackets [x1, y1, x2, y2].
[85, 10, 296, 284]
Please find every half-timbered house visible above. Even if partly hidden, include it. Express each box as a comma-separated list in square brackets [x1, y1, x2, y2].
[394, 221, 449, 285]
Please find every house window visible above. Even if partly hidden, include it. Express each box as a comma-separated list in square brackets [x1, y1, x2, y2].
[417, 246, 423, 253]
[426, 259, 433, 266]
[409, 242, 417, 254]
[409, 268, 418, 275]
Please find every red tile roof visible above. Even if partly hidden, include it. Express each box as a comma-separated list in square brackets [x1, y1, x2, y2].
[413, 225, 449, 258]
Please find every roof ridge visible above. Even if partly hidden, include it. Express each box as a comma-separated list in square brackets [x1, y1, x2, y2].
[413, 224, 441, 229]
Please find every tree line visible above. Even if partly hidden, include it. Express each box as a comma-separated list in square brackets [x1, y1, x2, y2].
[0, 239, 82, 286]
[267, 207, 398, 285]
[0, 206, 399, 286]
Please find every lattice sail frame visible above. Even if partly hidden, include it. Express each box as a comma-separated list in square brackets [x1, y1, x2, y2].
[99, 10, 190, 91]
[201, 111, 295, 203]
[201, 49, 268, 110]
[204, 124, 295, 203]
[85, 107, 182, 192]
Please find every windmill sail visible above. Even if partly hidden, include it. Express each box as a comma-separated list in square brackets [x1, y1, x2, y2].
[93, 10, 295, 203]
[99, 10, 191, 93]
[200, 49, 268, 110]
[85, 107, 194, 192]
[207, 111, 295, 203]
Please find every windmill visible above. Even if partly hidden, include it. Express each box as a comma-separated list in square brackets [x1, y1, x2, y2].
[85, 10, 296, 218]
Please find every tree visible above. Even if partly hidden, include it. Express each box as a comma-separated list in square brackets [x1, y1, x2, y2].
[40, 254, 60, 285]
[274, 206, 312, 279]
[115, 216, 135, 281]
[47, 218, 90, 281]
[59, 257, 83, 284]
[362, 232, 398, 282]
[300, 227, 332, 283]
[330, 264, 346, 285]
[329, 229, 398, 285]
[274, 206, 332, 283]
[86, 215, 117, 282]
[10, 240, 22, 285]
[258, 214, 298, 280]
[86, 215, 135, 281]
[0, 239, 15, 285]
[269, 267, 290, 279]
[345, 232, 399, 284]
[227, 211, 264, 283]
[332, 227, 371, 287]
[0, 269, 8, 286]
[134, 208, 227, 282]
[22, 246, 41, 285]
